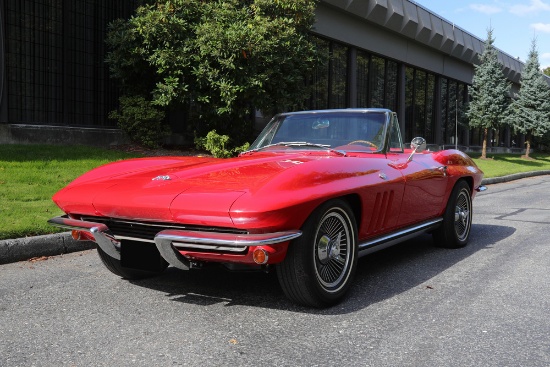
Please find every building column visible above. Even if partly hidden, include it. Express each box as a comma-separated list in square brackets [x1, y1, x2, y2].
[397, 63, 406, 137]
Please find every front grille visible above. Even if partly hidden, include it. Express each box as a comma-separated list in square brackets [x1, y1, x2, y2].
[80, 216, 247, 242]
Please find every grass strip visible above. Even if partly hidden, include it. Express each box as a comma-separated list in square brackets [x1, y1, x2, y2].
[471, 153, 550, 178]
[0, 145, 140, 240]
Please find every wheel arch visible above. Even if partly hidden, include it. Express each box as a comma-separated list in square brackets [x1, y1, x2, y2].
[334, 193, 362, 231]
[459, 175, 474, 195]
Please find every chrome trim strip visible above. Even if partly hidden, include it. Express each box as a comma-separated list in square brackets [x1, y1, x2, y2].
[154, 229, 303, 248]
[358, 218, 443, 257]
[172, 242, 247, 252]
[48, 216, 121, 260]
[115, 235, 156, 244]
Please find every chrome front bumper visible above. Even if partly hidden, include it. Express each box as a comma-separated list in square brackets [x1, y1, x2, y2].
[48, 216, 122, 260]
[48, 216, 302, 270]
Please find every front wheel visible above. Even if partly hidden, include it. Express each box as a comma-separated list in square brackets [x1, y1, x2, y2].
[277, 199, 358, 308]
[433, 180, 472, 248]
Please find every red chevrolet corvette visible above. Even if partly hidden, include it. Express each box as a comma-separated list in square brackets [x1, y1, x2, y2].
[49, 109, 485, 307]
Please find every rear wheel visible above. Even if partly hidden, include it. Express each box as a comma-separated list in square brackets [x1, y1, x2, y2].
[433, 180, 472, 248]
[96, 246, 168, 280]
[277, 199, 358, 308]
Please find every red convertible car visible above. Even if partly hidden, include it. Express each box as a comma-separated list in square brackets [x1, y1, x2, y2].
[49, 109, 485, 307]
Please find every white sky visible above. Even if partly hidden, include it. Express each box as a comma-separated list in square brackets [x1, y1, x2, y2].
[412, 0, 550, 70]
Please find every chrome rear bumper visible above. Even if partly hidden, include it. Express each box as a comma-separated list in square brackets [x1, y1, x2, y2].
[48, 216, 302, 270]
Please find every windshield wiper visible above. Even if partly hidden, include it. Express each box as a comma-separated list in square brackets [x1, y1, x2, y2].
[244, 141, 346, 156]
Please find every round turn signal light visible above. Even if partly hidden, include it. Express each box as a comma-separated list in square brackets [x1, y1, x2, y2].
[252, 248, 269, 265]
[71, 230, 82, 241]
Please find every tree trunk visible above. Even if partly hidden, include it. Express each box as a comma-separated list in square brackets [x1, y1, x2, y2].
[481, 128, 488, 159]
[524, 132, 532, 159]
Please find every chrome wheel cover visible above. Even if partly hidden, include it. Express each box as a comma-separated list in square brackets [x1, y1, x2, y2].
[454, 189, 471, 241]
[314, 209, 354, 292]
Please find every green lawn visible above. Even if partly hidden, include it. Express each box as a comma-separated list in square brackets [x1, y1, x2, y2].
[0, 145, 139, 240]
[1, 145, 549, 240]
[471, 153, 550, 178]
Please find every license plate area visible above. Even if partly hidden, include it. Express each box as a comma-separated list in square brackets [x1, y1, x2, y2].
[120, 240, 164, 272]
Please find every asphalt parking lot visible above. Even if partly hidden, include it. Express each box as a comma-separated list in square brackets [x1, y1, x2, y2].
[1, 175, 549, 366]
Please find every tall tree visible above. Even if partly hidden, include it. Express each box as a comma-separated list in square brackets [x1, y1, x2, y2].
[544, 67, 550, 77]
[106, 0, 319, 147]
[467, 28, 510, 159]
[506, 39, 550, 159]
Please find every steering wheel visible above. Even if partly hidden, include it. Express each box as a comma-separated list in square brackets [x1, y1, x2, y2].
[348, 140, 377, 148]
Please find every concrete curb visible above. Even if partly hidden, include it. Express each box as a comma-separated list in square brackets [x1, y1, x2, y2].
[1, 171, 549, 265]
[481, 170, 550, 185]
[0, 232, 95, 265]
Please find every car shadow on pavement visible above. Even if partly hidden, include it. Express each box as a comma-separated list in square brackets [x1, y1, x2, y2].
[129, 223, 516, 314]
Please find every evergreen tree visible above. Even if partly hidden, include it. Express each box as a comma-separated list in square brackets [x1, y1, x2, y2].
[506, 39, 550, 159]
[467, 28, 510, 159]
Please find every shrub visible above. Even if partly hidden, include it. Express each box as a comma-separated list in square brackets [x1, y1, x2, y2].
[109, 95, 169, 148]
[195, 130, 250, 158]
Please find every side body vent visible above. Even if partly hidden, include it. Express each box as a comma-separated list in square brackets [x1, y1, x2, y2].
[367, 191, 394, 234]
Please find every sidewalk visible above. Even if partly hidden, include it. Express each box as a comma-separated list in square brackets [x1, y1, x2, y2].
[2, 171, 549, 265]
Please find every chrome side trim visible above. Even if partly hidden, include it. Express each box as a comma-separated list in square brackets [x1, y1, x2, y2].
[155, 229, 303, 248]
[172, 242, 247, 253]
[358, 218, 443, 257]
[48, 216, 121, 260]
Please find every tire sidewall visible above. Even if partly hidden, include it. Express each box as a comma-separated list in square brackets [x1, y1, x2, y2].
[300, 199, 358, 304]
[439, 180, 472, 248]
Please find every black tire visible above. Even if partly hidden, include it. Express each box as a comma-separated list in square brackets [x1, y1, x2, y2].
[277, 199, 358, 308]
[96, 246, 168, 280]
[433, 180, 472, 248]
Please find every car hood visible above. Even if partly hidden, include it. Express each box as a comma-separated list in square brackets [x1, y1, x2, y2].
[52, 153, 335, 225]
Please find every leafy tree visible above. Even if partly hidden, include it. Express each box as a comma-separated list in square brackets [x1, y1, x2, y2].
[467, 28, 510, 159]
[506, 39, 550, 159]
[106, 0, 318, 149]
[544, 67, 550, 77]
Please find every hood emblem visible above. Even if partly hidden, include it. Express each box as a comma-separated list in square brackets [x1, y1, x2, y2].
[152, 175, 171, 181]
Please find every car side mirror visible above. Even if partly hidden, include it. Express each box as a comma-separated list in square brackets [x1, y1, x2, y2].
[408, 137, 427, 162]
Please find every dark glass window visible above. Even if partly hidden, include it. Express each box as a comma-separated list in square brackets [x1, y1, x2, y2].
[385, 60, 398, 112]
[329, 43, 348, 109]
[356, 50, 370, 108]
[457, 83, 466, 145]
[404, 66, 436, 143]
[425, 73, 435, 142]
[369, 56, 385, 108]
[309, 37, 330, 110]
[447, 80, 458, 145]
[405, 67, 415, 142]
[4, 0, 137, 126]
[414, 69, 427, 139]
[441, 78, 448, 145]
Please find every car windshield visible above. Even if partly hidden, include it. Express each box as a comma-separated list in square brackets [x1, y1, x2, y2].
[247, 110, 389, 153]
